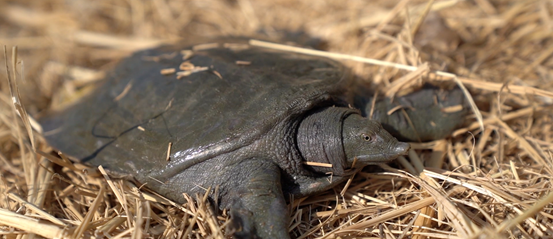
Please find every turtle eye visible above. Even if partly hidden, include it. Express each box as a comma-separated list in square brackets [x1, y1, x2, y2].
[362, 134, 371, 141]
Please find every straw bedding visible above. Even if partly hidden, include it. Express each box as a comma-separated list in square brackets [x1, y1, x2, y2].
[1, 0, 552, 238]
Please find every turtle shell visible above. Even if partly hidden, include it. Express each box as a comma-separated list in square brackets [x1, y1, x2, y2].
[41, 41, 351, 180]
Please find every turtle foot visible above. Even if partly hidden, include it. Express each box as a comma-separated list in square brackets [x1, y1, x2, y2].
[360, 84, 469, 142]
[222, 159, 290, 239]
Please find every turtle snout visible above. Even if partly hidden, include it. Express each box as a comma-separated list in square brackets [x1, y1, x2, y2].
[388, 142, 410, 159]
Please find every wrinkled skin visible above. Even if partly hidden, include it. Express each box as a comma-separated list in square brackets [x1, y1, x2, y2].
[40, 40, 467, 238]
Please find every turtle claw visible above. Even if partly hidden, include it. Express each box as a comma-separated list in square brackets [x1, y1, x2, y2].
[227, 208, 257, 238]
[222, 159, 290, 239]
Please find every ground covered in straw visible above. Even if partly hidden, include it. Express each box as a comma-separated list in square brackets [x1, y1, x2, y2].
[1, 0, 553, 238]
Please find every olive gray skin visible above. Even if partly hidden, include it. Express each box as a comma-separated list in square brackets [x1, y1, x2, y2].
[40, 40, 466, 238]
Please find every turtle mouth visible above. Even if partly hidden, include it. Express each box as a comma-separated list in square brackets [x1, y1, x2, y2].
[354, 153, 401, 164]
[354, 142, 410, 164]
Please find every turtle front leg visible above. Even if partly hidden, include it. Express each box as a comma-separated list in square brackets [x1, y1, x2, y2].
[356, 84, 469, 142]
[221, 159, 290, 239]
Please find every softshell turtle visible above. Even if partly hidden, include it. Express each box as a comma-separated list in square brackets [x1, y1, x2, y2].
[41, 39, 466, 238]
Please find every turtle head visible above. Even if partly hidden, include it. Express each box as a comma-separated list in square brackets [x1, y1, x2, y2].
[297, 107, 408, 175]
[342, 114, 410, 167]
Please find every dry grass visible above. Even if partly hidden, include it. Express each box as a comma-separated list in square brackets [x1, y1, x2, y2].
[1, 0, 553, 238]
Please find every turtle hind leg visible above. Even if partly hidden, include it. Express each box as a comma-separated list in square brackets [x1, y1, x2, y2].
[221, 159, 290, 239]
